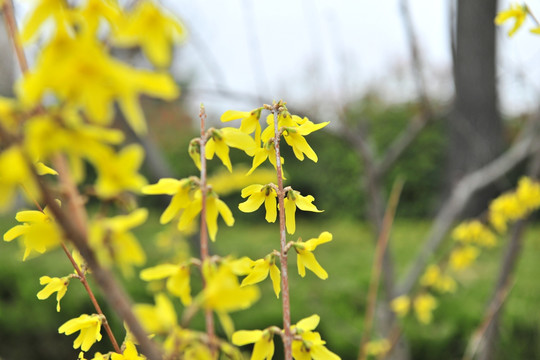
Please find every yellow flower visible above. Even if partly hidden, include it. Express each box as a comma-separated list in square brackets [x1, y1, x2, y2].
[365, 339, 390, 357]
[516, 176, 540, 213]
[449, 246, 479, 271]
[295, 232, 333, 280]
[238, 184, 278, 223]
[140, 263, 191, 305]
[390, 295, 410, 317]
[113, 0, 187, 68]
[284, 190, 323, 234]
[0, 146, 38, 210]
[291, 314, 340, 360]
[142, 177, 196, 224]
[221, 108, 264, 143]
[247, 139, 284, 175]
[232, 329, 274, 360]
[3, 206, 62, 260]
[413, 294, 437, 324]
[206, 127, 256, 172]
[202, 260, 260, 312]
[94, 144, 147, 198]
[495, 3, 528, 37]
[58, 314, 103, 352]
[110, 341, 145, 360]
[74, 0, 121, 35]
[420, 265, 456, 294]
[20, 0, 70, 43]
[133, 293, 177, 334]
[89, 209, 148, 276]
[240, 256, 281, 298]
[282, 119, 329, 162]
[18, 29, 179, 133]
[488, 192, 524, 233]
[37, 275, 70, 312]
[452, 220, 497, 248]
[177, 190, 235, 241]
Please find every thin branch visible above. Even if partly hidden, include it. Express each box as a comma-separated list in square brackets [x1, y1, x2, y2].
[271, 102, 292, 360]
[358, 179, 404, 360]
[398, 133, 540, 295]
[198, 104, 216, 355]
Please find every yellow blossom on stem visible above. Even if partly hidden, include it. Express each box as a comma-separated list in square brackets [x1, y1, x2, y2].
[488, 192, 524, 233]
[291, 314, 340, 360]
[413, 294, 437, 324]
[495, 3, 528, 37]
[3, 206, 62, 260]
[37, 275, 70, 312]
[238, 184, 278, 223]
[284, 190, 323, 234]
[221, 108, 264, 143]
[449, 245, 479, 271]
[89, 208, 148, 276]
[282, 119, 329, 162]
[391, 295, 411, 317]
[94, 144, 147, 198]
[0, 146, 39, 210]
[177, 189, 234, 241]
[58, 314, 103, 352]
[247, 139, 284, 175]
[133, 293, 177, 334]
[140, 263, 192, 305]
[420, 265, 457, 294]
[206, 127, 256, 172]
[142, 177, 196, 224]
[110, 341, 145, 360]
[201, 260, 260, 312]
[240, 256, 281, 298]
[516, 176, 540, 212]
[294, 232, 333, 280]
[452, 220, 497, 248]
[232, 329, 275, 360]
[20, 0, 70, 43]
[113, 0, 187, 68]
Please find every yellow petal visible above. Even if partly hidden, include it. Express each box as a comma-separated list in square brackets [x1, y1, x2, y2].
[232, 330, 263, 346]
[269, 263, 281, 299]
[142, 178, 181, 195]
[221, 110, 250, 122]
[239, 191, 265, 213]
[298, 251, 328, 280]
[140, 264, 178, 281]
[284, 198, 297, 234]
[241, 259, 270, 286]
[296, 314, 320, 332]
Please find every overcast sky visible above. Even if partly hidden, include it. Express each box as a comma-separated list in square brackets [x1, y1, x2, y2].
[161, 0, 540, 120]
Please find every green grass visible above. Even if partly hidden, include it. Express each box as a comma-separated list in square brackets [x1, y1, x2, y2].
[1, 212, 540, 359]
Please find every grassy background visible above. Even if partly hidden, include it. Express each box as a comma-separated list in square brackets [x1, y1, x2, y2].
[1, 210, 540, 360]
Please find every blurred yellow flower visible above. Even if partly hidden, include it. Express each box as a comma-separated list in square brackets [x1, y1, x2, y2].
[140, 263, 191, 305]
[449, 246, 479, 271]
[495, 3, 528, 37]
[413, 293, 437, 324]
[110, 341, 145, 360]
[391, 295, 411, 317]
[133, 293, 177, 334]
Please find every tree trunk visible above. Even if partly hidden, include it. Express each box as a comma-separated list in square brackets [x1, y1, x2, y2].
[448, 0, 503, 217]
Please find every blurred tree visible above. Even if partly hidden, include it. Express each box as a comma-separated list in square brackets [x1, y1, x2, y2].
[0, 16, 14, 95]
[449, 0, 504, 216]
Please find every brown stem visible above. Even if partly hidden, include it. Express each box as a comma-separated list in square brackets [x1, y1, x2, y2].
[272, 103, 292, 360]
[2, 0, 29, 73]
[198, 104, 216, 356]
[61, 243, 121, 353]
[358, 179, 404, 360]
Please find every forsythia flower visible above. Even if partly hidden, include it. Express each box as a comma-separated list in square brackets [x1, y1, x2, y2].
[201, 260, 260, 312]
[232, 329, 274, 360]
[0, 146, 39, 210]
[140, 263, 191, 305]
[488, 192, 524, 233]
[89, 209, 148, 276]
[133, 293, 177, 334]
[452, 220, 497, 248]
[247, 139, 283, 175]
[291, 314, 341, 360]
[93, 144, 147, 198]
[110, 341, 145, 360]
[391, 295, 411, 317]
[58, 314, 103, 351]
[238, 184, 278, 223]
[365, 339, 391, 357]
[284, 189, 323, 234]
[142, 177, 195, 224]
[113, 0, 187, 68]
[420, 265, 457, 294]
[240, 256, 281, 298]
[413, 294, 437, 324]
[495, 3, 528, 37]
[37, 275, 70, 312]
[3, 206, 62, 260]
[449, 246, 479, 270]
[18, 28, 179, 133]
[294, 232, 333, 280]
[205, 127, 256, 172]
[221, 108, 264, 135]
[516, 176, 540, 213]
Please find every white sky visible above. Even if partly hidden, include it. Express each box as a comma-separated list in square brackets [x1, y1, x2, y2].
[162, 0, 540, 120]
